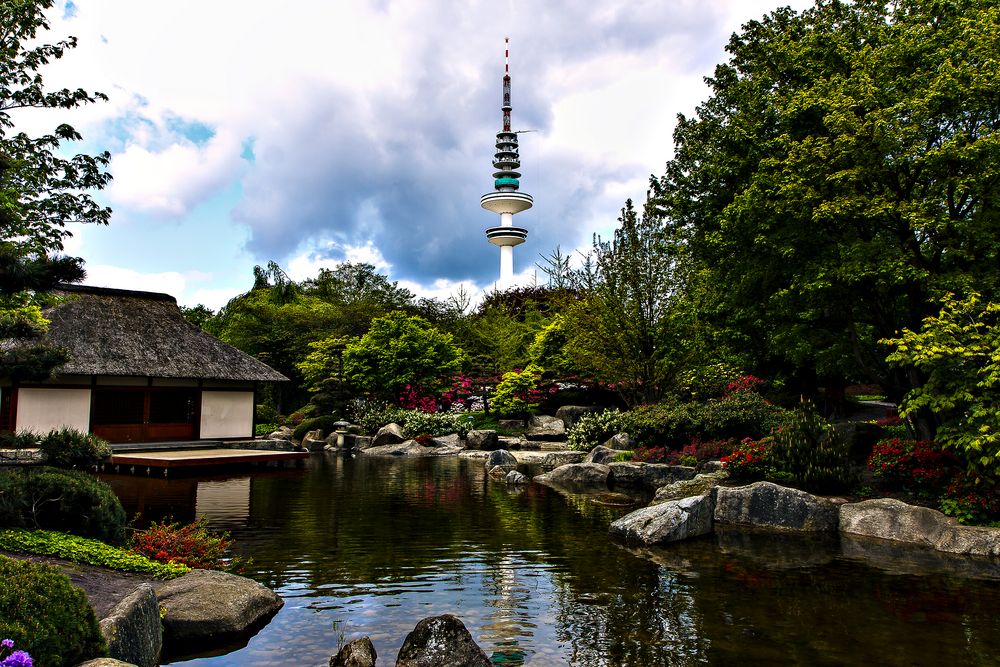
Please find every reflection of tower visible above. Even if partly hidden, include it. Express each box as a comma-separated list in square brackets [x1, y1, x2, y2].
[482, 37, 532, 289]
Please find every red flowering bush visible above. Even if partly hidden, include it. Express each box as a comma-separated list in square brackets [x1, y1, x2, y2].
[721, 437, 773, 481]
[397, 385, 438, 412]
[724, 374, 764, 397]
[129, 518, 247, 572]
[940, 472, 1000, 526]
[632, 446, 669, 463]
[867, 439, 958, 495]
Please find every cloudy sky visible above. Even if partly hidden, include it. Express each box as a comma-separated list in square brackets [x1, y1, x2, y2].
[26, 0, 812, 309]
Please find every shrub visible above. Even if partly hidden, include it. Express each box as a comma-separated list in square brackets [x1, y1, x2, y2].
[292, 415, 342, 441]
[0, 555, 106, 667]
[399, 410, 471, 439]
[627, 393, 787, 449]
[37, 428, 110, 470]
[0, 529, 187, 579]
[0, 430, 40, 451]
[129, 518, 247, 572]
[0, 468, 126, 545]
[632, 445, 669, 463]
[771, 404, 857, 494]
[567, 408, 633, 451]
[255, 402, 280, 424]
[674, 362, 743, 400]
[492, 364, 543, 418]
[940, 472, 1000, 527]
[867, 439, 959, 496]
[348, 399, 405, 434]
[722, 437, 774, 482]
[254, 422, 281, 437]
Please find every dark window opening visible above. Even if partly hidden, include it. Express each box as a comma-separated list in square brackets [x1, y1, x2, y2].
[92, 390, 144, 425]
[149, 390, 197, 424]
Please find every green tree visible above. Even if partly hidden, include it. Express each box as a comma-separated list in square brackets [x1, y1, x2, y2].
[1, 0, 111, 380]
[883, 293, 1000, 476]
[343, 311, 463, 403]
[655, 0, 1000, 417]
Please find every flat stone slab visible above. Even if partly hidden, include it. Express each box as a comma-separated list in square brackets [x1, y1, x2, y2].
[714, 482, 839, 532]
[610, 494, 714, 545]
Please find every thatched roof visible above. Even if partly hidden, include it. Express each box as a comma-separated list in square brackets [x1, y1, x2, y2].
[33, 285, 287, 382]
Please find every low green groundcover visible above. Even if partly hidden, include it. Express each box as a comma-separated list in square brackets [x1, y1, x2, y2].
[0, 529, 189, 579]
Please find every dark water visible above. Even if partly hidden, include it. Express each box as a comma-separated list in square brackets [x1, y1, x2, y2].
[101, 454, 1000, 666]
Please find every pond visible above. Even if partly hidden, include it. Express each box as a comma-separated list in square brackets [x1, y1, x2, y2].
[101, 454, 1000, 666]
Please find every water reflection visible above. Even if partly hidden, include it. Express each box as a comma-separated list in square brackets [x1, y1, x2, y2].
[103, 455, 1000, 667]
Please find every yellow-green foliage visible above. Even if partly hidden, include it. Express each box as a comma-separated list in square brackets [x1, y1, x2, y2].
[884, 293, 1000, 475]
[0, 529, 189, 579]
[492, 364, 542, 418]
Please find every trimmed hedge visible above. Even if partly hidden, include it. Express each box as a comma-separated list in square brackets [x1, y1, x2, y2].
[0, 467, 127, 544]
[292, 414, 343, 441]
[0, 529, 188, 579]
[0, 555, 106, 667]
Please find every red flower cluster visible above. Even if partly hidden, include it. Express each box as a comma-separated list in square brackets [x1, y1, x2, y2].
[867, 439, 958, 492]
[130, 518, 244, 572]
[721, 437, 772, 480]
[724, 375, 764, 397]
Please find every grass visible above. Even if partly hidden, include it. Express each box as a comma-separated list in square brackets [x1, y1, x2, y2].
[0, 528, 189, 579]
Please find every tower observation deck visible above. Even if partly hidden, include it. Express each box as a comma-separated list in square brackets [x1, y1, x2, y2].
[481, 38, 531, 289]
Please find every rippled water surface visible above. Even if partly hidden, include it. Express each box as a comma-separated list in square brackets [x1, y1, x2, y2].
[102, 454, 1000, 666]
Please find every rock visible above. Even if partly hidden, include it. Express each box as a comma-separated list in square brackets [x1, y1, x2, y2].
[505, 470, 528, 485]
[714, 482, 839, 531]
[609, 462, 696, 488]
[533, 463, 610, 490]
[651, 471, 728, 505]
[840, 498, 1000, 557]
[395, 614, 491, 667]
[497, 435, 528, 450]
[484, 449, 518, 472]
[525, 415, 566, 441]
[372, 423, 406, 446]
[498, 419, 525, 432]
[76, 660, 138, 667]
[698, 460, 725, 473]
[362, 440, 435, 457]
[584, 445, 616, 465]
[302, 429, 327, 452]
[267, 426, 293, 441]
[353, 436, 373, 451]
[465, 430, 498, 450]
[601, 432, 633, 450]
[99, 583, 161, 667]
[429, 433, 461, 448]
[554, 405, 598, 429]
[488, 465, 509, 480]
[610, 493, 715, 545]
[155, 569, 283, 647]
[329, 636, 376, 667]
[541, 451, 586, 470]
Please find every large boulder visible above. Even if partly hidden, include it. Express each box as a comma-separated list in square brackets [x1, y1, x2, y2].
[395, 614, 491, 667]
[429, 433, 462, 449]
[505, 470, 528, 486]
[302, 429, 327, 452]
[525, 415, 566, 441]
[77, 660, 138, 667]
[840, 498, 1000, 557]
[541, 451, 586, 470]
[372, 423, 406, 446]
[651, 471, 728, 505]
[601, 432, 633, 450]
[484, 449, 518, 472]
[498, 419, 525, 432]
[610, 493, 715, 545]
[329, 636, 376, 667]
[155, 569, 283, 647]
[584, 445, 616, 465]
[465, 430, 498, 450]
[554, 405, 598, 429]
[609, 462, 696, 489]
[533, 463, 610, 491]
[714, 482, 839, 531]
[267, 426, 293, 441]
[353, 436, 373, 451]
[99, 583, 161, 667]
[362, 440, 435, 457]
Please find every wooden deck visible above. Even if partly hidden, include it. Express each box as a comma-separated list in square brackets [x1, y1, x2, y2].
[107, 448, 309, 476]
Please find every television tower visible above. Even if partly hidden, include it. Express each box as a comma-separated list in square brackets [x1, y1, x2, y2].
[481, 38, 532, 289]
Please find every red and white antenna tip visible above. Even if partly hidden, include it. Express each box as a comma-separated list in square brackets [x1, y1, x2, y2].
[505, 37, 509, 74]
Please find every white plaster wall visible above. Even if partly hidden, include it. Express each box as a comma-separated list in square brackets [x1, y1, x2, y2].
[200, 391, 253, 439]
[16, 388, 92, 433]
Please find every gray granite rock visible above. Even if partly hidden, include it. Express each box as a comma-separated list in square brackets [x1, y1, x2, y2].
[155, 569, 283, 647]
[525, 415, 566, 441]
[99, 583, 161, 667]
[302, 429, 327, 452]
[465, 430, 499, 450]
[541, 450, 586, 470]
[610, 493, 715, 545]
[554, 405, 597, 429]
[608, 462, 696, 488]
[353, 436, 373, 451]
[429, 433, 462, 448]
[76, 660, 138, 667]
[329, 636, 376, 667]
[267, 426, 293, 441]
[485, 449, 518, 471]
[601, 432, 633, 450]
[714, 482, 839, 531]
[395, 614, 491, 667]
[505, 470, 529, 485]
[362, 440, 434, 457]
[372, 423, 405, 446]
[651, 471, 728, 505]
[585, 445, 616, 465]
[533, 463, 610, 490]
